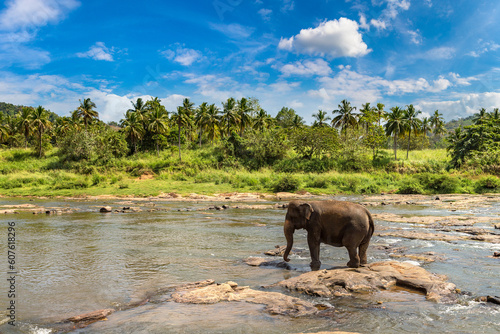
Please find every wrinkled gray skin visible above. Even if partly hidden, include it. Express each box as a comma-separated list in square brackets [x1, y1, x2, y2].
[283, 200, 374, 271]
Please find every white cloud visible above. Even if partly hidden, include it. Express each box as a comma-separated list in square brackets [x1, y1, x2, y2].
[161, 46, 203, 66]
[209, 22, 255, 40]
[0, 0, 79, 31]
[308, 68, 457, 108]
[281, 0, 294, 12]
[76, 42, 114, 61]
[421, 46, 455, 60]
[278, 18, 371, 58]
[416, 92, 500, 121]
[407, 29, 422, 45]
[467, 40, 500, 57]
[258, 8, 272, 21]
[449, 72, 477, 86]
[370, 19, 387, 30]
[278, 59, 332, 77]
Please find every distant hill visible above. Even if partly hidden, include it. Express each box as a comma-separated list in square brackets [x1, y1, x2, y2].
[445, 115, 474, 131]
[0, 102, 23, 116]
[0, 102, 60, 122]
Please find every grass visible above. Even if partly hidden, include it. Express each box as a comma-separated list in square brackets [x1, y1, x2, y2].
[0, 147, 497, 197]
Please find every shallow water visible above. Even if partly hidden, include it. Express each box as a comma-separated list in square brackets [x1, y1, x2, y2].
[0, 196, 499, 333]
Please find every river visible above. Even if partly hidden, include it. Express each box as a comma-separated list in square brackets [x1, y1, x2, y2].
[0, 195, 499, 333]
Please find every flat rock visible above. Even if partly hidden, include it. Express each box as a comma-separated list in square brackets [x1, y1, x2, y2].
[170, 280, 321, 317]
[244, 257, 291, 269]
[275, 261, 457, 303]
[264, 245, 287, 256]
[65, 308, 114, 323]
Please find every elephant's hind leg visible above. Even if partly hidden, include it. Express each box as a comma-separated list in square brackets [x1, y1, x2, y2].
[358, 241, 370, 265]
[346, 246, 360, 268]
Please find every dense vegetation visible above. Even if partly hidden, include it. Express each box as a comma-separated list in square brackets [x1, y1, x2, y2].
[0, 98, 499, 196]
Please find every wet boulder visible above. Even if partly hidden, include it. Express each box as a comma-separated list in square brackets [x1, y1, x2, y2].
[169, 280, 323, 317]
[275, 261, 457, 303]
[99, 206, 112, 213]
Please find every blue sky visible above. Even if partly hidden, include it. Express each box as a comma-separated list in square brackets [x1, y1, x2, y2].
[1, 0, 500, 124]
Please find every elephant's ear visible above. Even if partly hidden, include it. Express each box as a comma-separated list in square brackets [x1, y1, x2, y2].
[299, 203, 313, 220]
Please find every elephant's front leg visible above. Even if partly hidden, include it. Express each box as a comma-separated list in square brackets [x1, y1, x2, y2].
[307, 233, 321, 271]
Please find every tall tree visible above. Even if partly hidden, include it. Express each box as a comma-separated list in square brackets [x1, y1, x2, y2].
[237, 97, 252, 136]
[429, 110, 445, 141]
[171, 103, 193, 161]
[77, 98, 98, 130]
[148, 105, 169, 156]
[358, 103, 375, 131]
[312, 110, 331, 127]
[253, 108, 272, 131]
[385, 106, 405, 160]
[332, 99, 358, 136]
[181, 98, 195, 141]
[222, 97, 238, 137]
[375, 103, 386, 127]
[473, 107, 488, 125]
[205, 104, 221, 143]
[403, 104, 422, 159]
[121, 111, 145, 154]
[30, 106, 52, 157]
[17, 107, 33, 148]
[195, 102, 209, 147]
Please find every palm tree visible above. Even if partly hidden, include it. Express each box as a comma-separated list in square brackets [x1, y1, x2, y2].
[205, 104, 221, 143]
[332, 99, 358, 136]
[121, 111, 144, 154]
[30, 106, 52, 157]
[403, 104, 422, 159]
[429, 110, 444, 136]
[253, 108, 272, 131]
[421, 117, 432, 138]
[358, 102, 374, 131]
[473, 108, 488, 125]
[236, 97, 252, 136]
[385, 106, 405, 160]
[182, 98, 195, 141]
[17, 107, 33, 148]
[171, 104, 193, 162]
[291, 114, 304, 129]
[221, 97, 238, 137]
[195, 102, 209, 147]
[375, 103, 386, 127]
[312, 110, 331, 127]
[77, 98, 98, 130]
[490, 108, 500, 120]
[148, 105, 169, 156]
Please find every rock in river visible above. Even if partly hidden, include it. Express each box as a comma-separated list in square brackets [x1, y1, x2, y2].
[169, 280, 322, 317]
[275, 261, 457, 303]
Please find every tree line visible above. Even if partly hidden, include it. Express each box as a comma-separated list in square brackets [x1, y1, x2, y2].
[0, 97, 498, 173]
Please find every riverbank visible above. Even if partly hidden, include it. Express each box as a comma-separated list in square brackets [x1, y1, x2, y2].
[1, 147, 500, 197]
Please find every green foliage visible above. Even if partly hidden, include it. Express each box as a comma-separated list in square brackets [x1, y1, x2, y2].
[397, 178, 424, 194]
[271, 174, 301, 192]
[290, 126, 339, 159]
[475, 176, 500, 193]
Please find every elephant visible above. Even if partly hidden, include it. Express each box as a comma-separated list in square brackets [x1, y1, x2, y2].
[283, 200, 374, 271]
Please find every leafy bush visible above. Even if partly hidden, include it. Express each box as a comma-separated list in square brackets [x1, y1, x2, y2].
[397, 178, 424, 194]
[271, 174, 300, 192]
[416, 173, 461, 193]
[475, 175, 500, 193]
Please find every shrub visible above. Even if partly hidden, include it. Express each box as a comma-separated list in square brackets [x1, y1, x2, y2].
[475, 175, 500, 193]
[417, 173, 461, 194]
[271, 174, 300, 193]
[397, 178, 424, 194]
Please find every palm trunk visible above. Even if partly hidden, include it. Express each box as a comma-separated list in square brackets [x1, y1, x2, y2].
[394, 133, 397, 160]
[407, 131, 411, 159]
[178, 122, 182, 162]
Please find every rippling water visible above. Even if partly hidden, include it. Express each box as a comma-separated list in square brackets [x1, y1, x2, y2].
[0, 196, 499, 333]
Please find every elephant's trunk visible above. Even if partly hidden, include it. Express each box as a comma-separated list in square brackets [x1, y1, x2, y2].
[283, 220, 294, 262]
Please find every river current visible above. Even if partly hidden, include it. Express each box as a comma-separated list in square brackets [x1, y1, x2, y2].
[0, 195, 498, 333]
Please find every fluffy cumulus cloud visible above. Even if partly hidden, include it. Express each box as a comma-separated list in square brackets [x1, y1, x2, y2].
[76, 42, 114, 61]
[0, 0, 79, 31]
[308, 68, 458, 109]
[161, 46, 203, 66]
[278, 18, 371, 58]
[416, 92, 500, 121]
[278, 59, 332, 77]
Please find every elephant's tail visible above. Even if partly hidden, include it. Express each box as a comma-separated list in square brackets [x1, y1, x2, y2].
[364, 209, 375, 242]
